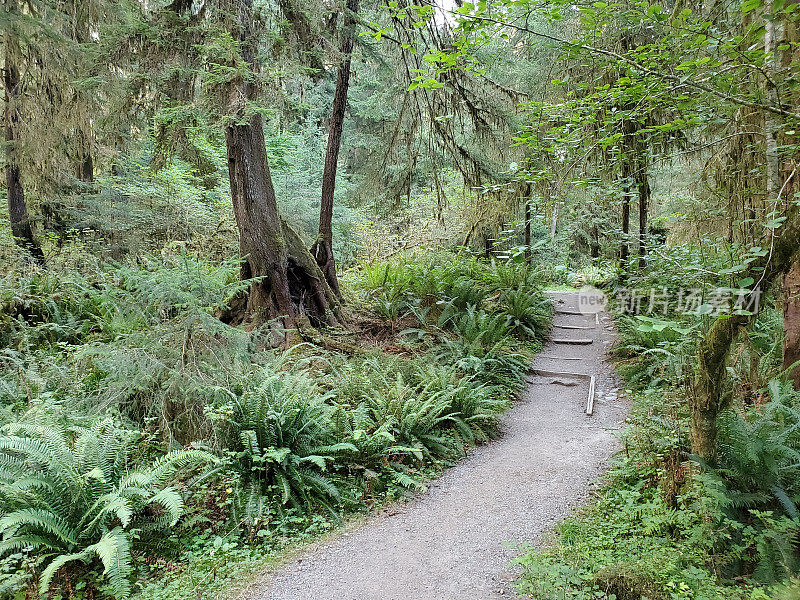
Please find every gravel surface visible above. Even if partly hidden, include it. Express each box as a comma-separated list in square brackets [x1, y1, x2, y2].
[247, 292, 629, 600]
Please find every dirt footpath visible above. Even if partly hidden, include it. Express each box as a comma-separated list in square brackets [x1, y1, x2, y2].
[247, 292, 628, 600]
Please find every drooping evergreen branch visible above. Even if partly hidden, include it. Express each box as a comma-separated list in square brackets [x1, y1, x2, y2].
[458, 13, 798, 119]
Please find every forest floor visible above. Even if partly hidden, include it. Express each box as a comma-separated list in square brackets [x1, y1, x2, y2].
[244, 292, 629, 600]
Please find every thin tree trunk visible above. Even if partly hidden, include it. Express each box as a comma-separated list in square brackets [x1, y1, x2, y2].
[75, 16, 93, 184]
[524, 184, 532, 264]
[549, 182, 559, 239]
[620, 35, 637, 274]
[765, 0, 782, 203]
[590, 224, 600, 258]
[620, 160, 631, 267]
[311, 0, 359, 298]
[637, 155, 650, 270]
[3, 39, 43, 262]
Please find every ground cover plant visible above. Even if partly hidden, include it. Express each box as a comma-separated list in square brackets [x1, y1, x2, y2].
[0, 250, 549, 599]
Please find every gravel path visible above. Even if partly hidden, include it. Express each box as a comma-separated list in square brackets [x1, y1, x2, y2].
[247, 292, 628, 600]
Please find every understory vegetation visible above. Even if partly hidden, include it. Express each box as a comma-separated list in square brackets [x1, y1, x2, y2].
[0, 251, 549, 599]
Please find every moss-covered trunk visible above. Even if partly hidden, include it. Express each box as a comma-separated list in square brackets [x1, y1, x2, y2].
[692, 314, 747, 461]
[692, 209, 800, 460]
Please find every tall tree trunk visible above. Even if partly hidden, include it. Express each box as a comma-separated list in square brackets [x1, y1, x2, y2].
[619, 35, 637, 274]
[620, 160, 632, 267]
[765, 0, 782, 204]
[3, 39, 43, 262]
[636, 154, 650, 270]
[549, 182, 559, 239]
[75, 16, 93, 184]
[311, 0, 359, 297]
[76, 149, 94, 183]
[226, 117, 295, 327]
[768, 0, 800, 388]
[783, 259, 800, 388]
[220, 0, 338, 332]
[590, 224, 600, 259]
[524, 183, 532, 264]
[780, 0, 800, 387]
[691, 0, 800, 460]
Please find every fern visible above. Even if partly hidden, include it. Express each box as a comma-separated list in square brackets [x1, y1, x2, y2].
[499, 287, 552, 340]
[0, 419, 214, 598]
[225, 372, 356, 514]
[695, 381, 800, 582]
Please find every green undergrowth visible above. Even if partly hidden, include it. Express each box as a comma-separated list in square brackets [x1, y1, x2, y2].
[0, 251, 550, 599]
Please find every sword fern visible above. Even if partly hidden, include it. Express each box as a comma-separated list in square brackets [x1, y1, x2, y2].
[0, 419, 214, 597]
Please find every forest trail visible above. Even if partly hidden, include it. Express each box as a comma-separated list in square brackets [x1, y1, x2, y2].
[247, 292, 628, 600]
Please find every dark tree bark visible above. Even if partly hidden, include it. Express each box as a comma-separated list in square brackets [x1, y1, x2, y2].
[74, 17, 94, 184]
[620, 160, 632, 267]
[524, 183, 532, 264]
[220, 0, 339, 333]
[226, 117, 294, 326]
[590, 224, 600, 259]
[636, 155, 650, 270]
[311, 0, 359, 297]
[619, 35, 638, 275]
[783, 259, 800, 388]
[3, 40, 44, 262]
[76, 151, 94, 183]
[778, 10, 800, 389]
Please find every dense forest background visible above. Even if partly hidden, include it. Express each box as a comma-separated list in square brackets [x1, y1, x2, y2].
[2, 0, 800, 598]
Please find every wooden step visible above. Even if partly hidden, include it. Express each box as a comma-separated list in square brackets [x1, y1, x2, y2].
[551, 338, 593, 345]
[528, 370, 597, 416]
[586, 376, 597, 416]
[531, 369, 589, 379]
